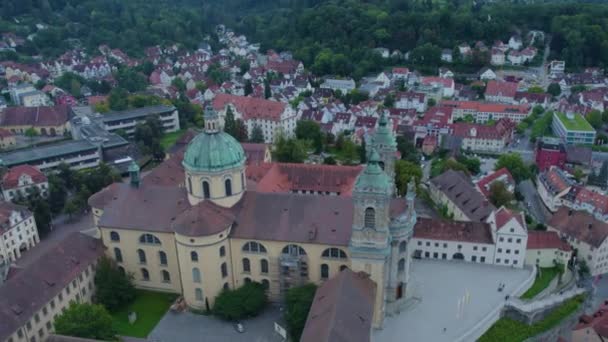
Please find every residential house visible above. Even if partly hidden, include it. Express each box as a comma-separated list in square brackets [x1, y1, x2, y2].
[476, 168, 516, 199]
[320, 78, 356, 93]
[420, 77, 455, 98]
[525, 231, 571, 270]
[508, 35, 523, 50]
[395, 92, 427, 113]
[412, 106, 452, 144]
[451, 118, 515, 153]
[2, 165, 48, 202]
[479, 68, 497, 81]
[515, 92, 551, 108]
[548, 208, 608, 276]
[10, 84, 50, 107]
[535, 138, 567, 172]
[537, 166, 574, 212]
[491, 48, 506, 66]
[507, 50, 524, 66]
[458, 44, 472, 57]
[441, 49, 453, 63]
[438, 68, 454, 79]
[0, 201, 40, 265]
[0, 129, 16, 149]
[485, 80, 519, 103]
[429, 169, 496, 222]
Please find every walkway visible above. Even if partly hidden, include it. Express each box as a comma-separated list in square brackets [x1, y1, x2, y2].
[507, 287, 586, 316]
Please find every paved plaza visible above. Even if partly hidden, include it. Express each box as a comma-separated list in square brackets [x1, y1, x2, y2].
[148, 306, 285, 342]
[373, 259, 533, 342]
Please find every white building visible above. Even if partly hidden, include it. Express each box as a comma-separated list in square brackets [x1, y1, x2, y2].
[508, 35, 523, 50]
[0, 201, 40, 264]
[413, 207, 528, 268]
[395, 92, 427, 113]
[101, 105, 181, 137]
[213, 93, 297, 143]
[320, 78, 356, 94]
[10, 84, 50, 107]
[526, 231, 572, 270]
[548, 207, 608, 276]
[537, 166, 574, 212]
[1, 165, 48, 202]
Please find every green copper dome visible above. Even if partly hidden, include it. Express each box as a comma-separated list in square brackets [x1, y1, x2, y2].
[183, 106, 246, 172]
[354, 149, 392, 195]
[372, 112, 397, 148]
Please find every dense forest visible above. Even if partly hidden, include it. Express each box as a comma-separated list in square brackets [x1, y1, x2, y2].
[1, 0, 608, 76]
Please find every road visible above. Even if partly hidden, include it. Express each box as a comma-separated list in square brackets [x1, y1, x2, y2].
[15, 212, 95, 268]
[518, 179, 551, 225]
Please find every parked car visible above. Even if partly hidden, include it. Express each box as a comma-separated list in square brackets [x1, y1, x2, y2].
[235, 322, 245, 333]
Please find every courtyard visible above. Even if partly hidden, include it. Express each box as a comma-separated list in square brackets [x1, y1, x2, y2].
[148, 306, 285, 342]
[373, 259, 533, 342]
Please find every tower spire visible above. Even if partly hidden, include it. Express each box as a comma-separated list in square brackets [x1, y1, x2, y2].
[204, 106, 220, 134]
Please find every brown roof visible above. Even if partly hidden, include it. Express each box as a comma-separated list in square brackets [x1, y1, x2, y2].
[97, 183, 190, 232]
[2, 165, 47, 190]
[141, 150, 186, 187]
[0, 105, 69, 127]
[300, 269, 376, 342]
[548, 207, 608, 248]
[486, 80, 518, 98]
[254, 163, 363, 196]
[414, 217, 494, 244]
[494, 206, 525, 231]
[232, 192, 355, 246]
[172, 201, 235, 237]
[430, 170, 495, 222]
[0, 233, 104, 341]
[527, 231, 571, 251]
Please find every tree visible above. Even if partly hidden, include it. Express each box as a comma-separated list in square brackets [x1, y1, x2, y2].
[395, 160, 422, 196]
[587, 110, 603, 129]
[108, 88, 129, 111]
[213, 282, 267, 320]
[359, 138, 367, 164]
[54, 303, 115, 340]
[24, 127, 38, 139]
[94, 256, 136, 312]
[264, 79, 271, 99]
[339, 139, 359, 165]
[224, 106, 237, 137]
[383, 94, 395, 108]
[573, 168, 585, 182]
[171, 77, 187, 92]
[48, 175, 67, 215]
[488, 182, 514, 207]
[547, 83, 561, 97]
[134, 117, 165, 160]
[495, 153, 530, 182]
[115, 68, 147, 92]
[244, 80, 253, 96]
[295, 120, 323, 154]
[457, 155, 481, 175]
[250, 124, 265, 143]
[427, 98, 436, 107]
[63, 199, 80, 220]
[396, 136, 420, 163]
[285, 284, 317, 341]
[273, 135, 308, 163]
[323, 156, 337, 165]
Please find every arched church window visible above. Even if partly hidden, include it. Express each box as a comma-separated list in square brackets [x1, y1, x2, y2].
[187, 177, 192, 194]
[399, 241, 407, 253]
[364, 207, 376, 229]
[139, 234, 161, 245]
[225, 179, 232, 197]
[242, 241, 267, 254]
[282, 244, 307, 257]
[321, 248, 347, 260]
[203, 181, 210, 199]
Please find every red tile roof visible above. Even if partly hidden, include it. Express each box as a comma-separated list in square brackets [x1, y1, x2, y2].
[451, 118, 515, 140]
[572, 186, 608, 216]
[0, 105, 69, 127]
[172, 201, 235, 237]
[212, 93, 286, 122]
[301, 269, 376, 342]
[476, 168, 515, 198]
[526, 231, 571, 251]
[2, 165, 47, 190]
[441, 100, 530, 116]
[254, 163, 363, 196]
[494, 206, 525, 231]
[421, 76, 454, 89]
[574, 302, 608, 338]
[485, 80, 518, 98]
[414, 217, 494, 244]
[240, 143, 268, 165]
[539, 166, 572, 195]
[0, 128, 14, 138]
[0, 201, 31, 234]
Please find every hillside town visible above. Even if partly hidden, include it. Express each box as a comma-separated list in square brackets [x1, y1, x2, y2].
[1, 16, 608, 342]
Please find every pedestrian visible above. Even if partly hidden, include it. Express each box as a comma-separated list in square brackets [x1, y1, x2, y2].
[443, 327, 447, 333]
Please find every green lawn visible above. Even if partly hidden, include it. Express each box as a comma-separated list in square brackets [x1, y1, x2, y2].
[520, 267, 560, 299]
[554, 112, 595, 132]
[160, 129, 186, 151]
[111, 290, 178, 338]
[478, 294, 585, 342]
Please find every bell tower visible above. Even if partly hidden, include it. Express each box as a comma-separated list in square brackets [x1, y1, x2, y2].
[370, 111, 397, 194]
[349, 149, 392, 328]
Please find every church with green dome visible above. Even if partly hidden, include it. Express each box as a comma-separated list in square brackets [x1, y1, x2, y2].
[88, 105, 416, 330]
